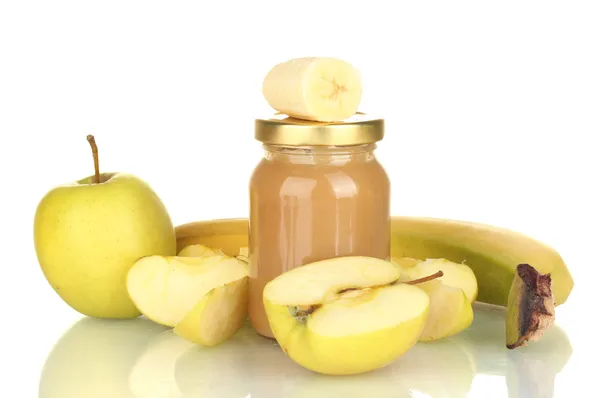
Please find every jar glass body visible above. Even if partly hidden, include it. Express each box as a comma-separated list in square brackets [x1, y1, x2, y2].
[248, 143, 391, 338]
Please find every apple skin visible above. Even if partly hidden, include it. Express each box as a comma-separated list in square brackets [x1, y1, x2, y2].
[263, 289, 429, 376]
[34, 172, 176, 319]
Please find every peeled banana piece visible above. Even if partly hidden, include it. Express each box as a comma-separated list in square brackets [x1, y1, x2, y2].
[262, 57, 362, 122]
[174, 216, 574, 308]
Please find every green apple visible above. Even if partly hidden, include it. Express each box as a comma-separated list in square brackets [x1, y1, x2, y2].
[399, 258, 478, 303]
[416, 279, 474, 342]
[283, 337, 476, 398]
[126, 254, 248, 328]
[394, 257, 477, 341]
[33, 135, 176, 319]
[174, 275, 249, 346]
[262, 256, 430, 375]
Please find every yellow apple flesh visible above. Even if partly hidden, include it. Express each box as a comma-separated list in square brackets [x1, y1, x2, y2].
[174, 276, 249, 346]
[126, 254, 248, 327]
[178, 244, 224, 257]
[263, 256, 430, 375]
[34, 172, 176, 319]
[394, 258, 477, 341]
[409, 258, 478, 303]
[417, 280, 474, 342]
[391, 257, 422, 269]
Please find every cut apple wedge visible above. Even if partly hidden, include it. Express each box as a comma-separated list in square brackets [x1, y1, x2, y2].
[263, 256, 430, 375]
[127, 255, 248, 327]
[417, 279, 474, 342]
[174, 276, 248, 346]
[391, 257, 422, 269]
[178, 244, 224, 258]
[395, 258, 477, 341]
[402, 258, 478, 303]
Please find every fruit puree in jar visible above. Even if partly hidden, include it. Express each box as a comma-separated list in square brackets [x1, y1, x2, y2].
[248, 114, 390, 338]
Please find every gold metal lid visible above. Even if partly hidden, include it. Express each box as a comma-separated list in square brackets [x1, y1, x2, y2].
[254, 112, 384, 146]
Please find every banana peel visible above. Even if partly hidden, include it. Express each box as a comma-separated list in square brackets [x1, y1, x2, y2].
[506, 264, 555, 349]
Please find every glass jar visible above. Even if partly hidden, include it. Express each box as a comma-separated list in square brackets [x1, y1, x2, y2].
[248, 113, 390, 338]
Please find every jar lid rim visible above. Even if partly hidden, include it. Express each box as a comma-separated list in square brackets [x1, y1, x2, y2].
[254, 112, 384, 146]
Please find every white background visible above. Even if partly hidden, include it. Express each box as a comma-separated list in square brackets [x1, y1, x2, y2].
[1, 1, 598, 397]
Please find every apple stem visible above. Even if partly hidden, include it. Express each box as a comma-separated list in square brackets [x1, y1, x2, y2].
[404, 270, 444, 285]
[87, 135, 100, 184]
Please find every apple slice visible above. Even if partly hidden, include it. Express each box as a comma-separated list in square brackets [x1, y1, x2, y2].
[174, 276, 248, 346]
[126, 255, 248, 327]
[391, 257, 422, 269]
[417, 279, 474, 342]
[395, 258, 476, 341]
[178, 244, 224, 258]
[404, 258, 478, 303]
[263, 256, 430, 375]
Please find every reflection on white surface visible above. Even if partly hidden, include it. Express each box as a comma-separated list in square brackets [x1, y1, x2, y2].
[457, 303, 572, 398]
[39, 304, 571, 398]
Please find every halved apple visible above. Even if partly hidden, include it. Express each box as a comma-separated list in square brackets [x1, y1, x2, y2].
[262, 256, 430, 375]
[174, 276, 248, 346]
[126, 255, 248, 327]
[178, 243, 224, 258]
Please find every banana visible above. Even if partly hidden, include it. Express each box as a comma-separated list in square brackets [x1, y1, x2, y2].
[262, 57, 362, 122]
[174, 216, 574, 307]
[175, 218, 248, 257]
[390, 217, 573, 307]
